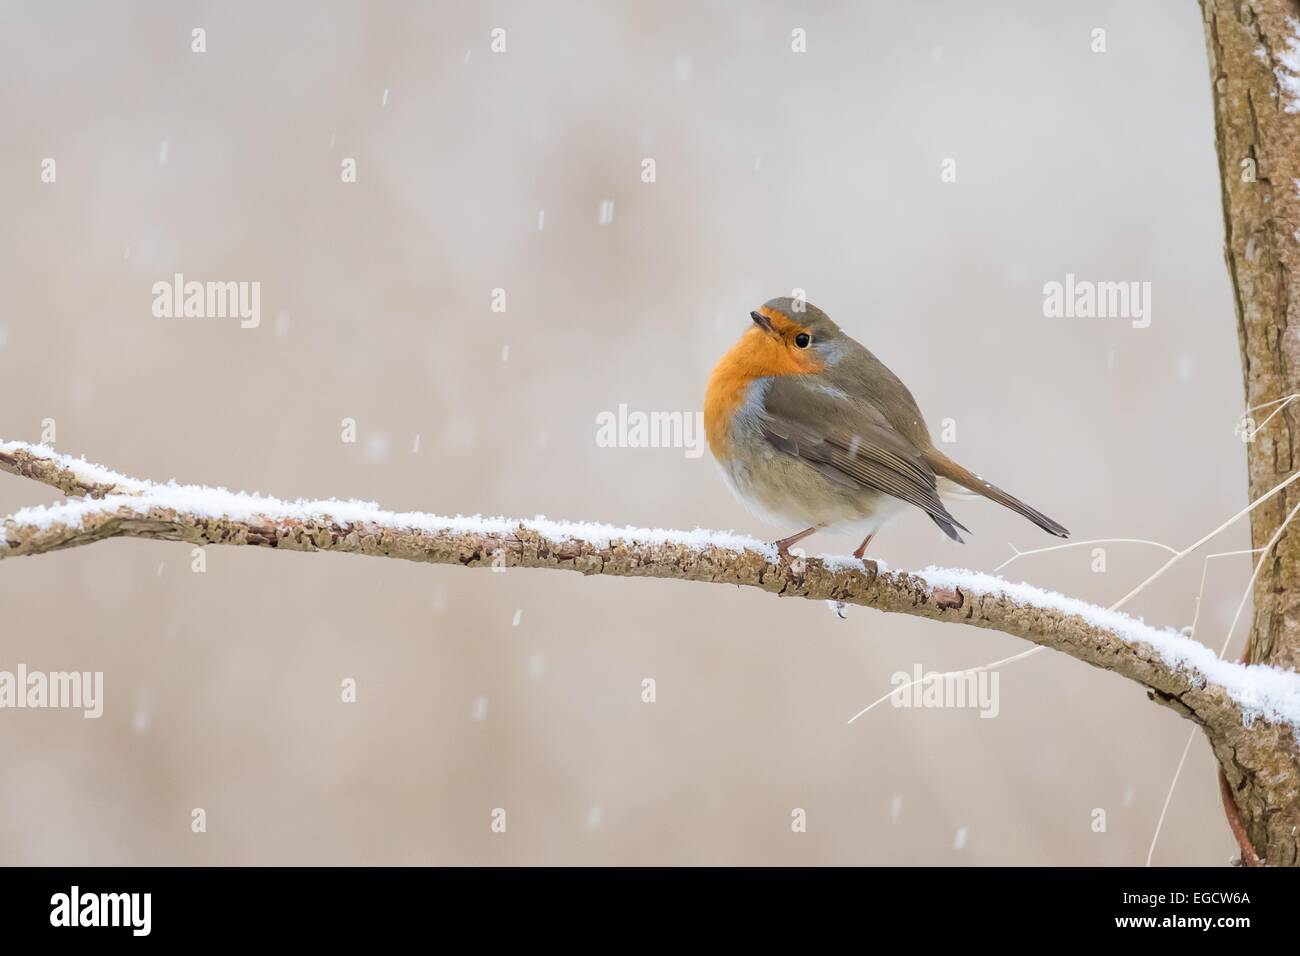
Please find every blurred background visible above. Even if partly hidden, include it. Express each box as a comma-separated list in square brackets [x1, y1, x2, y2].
[0, 0, 1250, 865]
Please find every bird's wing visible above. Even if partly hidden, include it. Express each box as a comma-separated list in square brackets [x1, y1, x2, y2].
[760, 377, 968, 541]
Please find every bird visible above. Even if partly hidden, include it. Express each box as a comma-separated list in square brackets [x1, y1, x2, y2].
[704, 297, 1069, 560]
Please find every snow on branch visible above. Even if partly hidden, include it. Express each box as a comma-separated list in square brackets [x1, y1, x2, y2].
[2, 439, 1300, 739]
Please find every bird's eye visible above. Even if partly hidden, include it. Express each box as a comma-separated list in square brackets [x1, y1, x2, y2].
[794, 332, 811, 349]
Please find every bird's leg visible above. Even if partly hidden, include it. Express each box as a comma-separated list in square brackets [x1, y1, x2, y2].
[774, 527, 817, 558]
[853, 533, 875, 560]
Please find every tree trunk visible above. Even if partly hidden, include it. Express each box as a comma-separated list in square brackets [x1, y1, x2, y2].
[1201, 0, 1300, 864]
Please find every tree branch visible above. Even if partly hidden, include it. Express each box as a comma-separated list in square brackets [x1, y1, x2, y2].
[4, 438, 1300, 740]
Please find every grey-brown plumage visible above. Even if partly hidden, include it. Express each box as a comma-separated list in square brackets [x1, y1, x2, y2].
[705, 297, 1069, 553]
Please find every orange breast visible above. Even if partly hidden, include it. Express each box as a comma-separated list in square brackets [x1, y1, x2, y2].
[704, 355, 750, 460]
[704, 327, 824, 459]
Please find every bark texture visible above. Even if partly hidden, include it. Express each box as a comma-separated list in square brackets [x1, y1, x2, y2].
[1202, 0, 1300, 862]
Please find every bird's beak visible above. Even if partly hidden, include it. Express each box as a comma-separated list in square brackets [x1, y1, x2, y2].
[750, 310, 773, 333]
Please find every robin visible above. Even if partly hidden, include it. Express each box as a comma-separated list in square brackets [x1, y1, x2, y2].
[704, 297, 1069, 559]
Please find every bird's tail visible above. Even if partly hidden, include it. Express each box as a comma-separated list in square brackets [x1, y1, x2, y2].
[926, 450, 1069, 538]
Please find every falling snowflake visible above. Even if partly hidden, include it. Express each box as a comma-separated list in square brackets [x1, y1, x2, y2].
[132, 692, 153, 734]
[365, 432, 390, 462]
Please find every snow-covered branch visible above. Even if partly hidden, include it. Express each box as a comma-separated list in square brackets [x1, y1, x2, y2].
[3, 439, 1300, 744]
[4, 438, 1300, 859]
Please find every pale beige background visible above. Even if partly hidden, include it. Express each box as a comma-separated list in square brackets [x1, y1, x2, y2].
[0, 0, 1249, 865]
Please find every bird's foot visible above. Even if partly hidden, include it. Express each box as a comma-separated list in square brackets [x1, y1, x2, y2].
[773, 527, 817, 560]
[852, 533, 875, 561]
